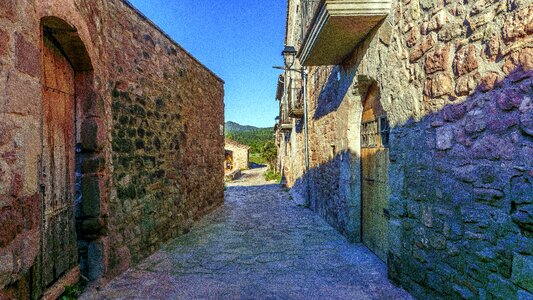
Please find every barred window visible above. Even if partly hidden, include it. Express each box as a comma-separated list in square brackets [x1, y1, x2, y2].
[361, 116, 390, 148]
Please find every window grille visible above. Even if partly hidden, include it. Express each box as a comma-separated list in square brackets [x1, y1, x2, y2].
[361, 119, 379, 148]
[379, 116, 390, 147]
[361, 116, 390, 148]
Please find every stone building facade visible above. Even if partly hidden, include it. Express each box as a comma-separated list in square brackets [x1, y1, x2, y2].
[276, 0, 532, 298]
[0, 0, 224, 298]
[224, 139, 250, 172]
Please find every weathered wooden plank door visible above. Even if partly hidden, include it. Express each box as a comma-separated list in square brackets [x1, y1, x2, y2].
[39, 35, 78, 291]
[361, 83, 390, 263]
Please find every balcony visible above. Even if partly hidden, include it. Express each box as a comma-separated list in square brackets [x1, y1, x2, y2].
[289, 89, 304, 119]
[280, 119, 293, 131]
[298, 0, 391, 66]
[288, 80, 304, 119]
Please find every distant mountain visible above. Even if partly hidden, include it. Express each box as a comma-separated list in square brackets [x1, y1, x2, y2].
[225, 121, 266, 133]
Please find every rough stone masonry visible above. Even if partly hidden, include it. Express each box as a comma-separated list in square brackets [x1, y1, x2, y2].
[0, 0, 224, 299]
[278, 0, 533, 298]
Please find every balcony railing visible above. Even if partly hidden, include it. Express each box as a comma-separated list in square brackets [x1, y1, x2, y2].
[298, 0, 392, 66]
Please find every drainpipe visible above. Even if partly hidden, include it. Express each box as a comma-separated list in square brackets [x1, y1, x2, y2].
[279, 75, 287, 180]
[301, 67, 310, 206]
[282, 73, 289, 183]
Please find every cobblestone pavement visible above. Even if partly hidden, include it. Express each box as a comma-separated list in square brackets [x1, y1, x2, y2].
[83, 168, 412, 299]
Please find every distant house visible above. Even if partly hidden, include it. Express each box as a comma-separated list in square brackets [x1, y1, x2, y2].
[225, 139, 250, 171]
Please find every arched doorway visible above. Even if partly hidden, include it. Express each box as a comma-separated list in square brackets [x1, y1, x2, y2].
[38, 16, 107, 296]
[225, 150, 234, 171]
[360, 82, 390, 263]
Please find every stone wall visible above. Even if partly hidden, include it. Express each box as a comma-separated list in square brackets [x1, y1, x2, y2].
[0, 0, 224, 298]
[280, 0, 533, 298]
[225, 139, 250, 171]
[388, 67, 533, 300]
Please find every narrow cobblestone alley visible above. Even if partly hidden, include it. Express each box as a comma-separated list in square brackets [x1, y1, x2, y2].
[82, 168, 412, 299]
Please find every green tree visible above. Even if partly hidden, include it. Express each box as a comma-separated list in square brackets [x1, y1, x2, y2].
[261, 140, 277, 169]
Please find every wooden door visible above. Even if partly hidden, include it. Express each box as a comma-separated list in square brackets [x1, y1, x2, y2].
[40, 35, 78, 288]
[361, 84, 390, 263]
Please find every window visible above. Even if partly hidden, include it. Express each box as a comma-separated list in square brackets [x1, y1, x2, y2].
[361, 116, 389, 148]
[379, 116, 390, 147]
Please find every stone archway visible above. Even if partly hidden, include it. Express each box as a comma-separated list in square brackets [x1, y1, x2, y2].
[38, 16, 108, 296]
[346, 76, 390, 255]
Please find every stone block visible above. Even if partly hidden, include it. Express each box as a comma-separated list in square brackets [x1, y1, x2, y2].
[485, 34, 501, 61]
[389, 220, 402, 255]
[518, 289, 533, 300]
[443, 221, 463, 241]
[512, 205, 533, 232]
[21, 119, 40, 196]
[404, 166, 438, 201]
[471, 0, 490, 15]
[0, 202, 23, 248]
[512, 253, 533, 292]
[426, 10, 447, 33]
[406, 28, 419, 48]
[438, 22, 463, 42]
[21, 228, 40, 274]
[435, 126, 453, 150]
[510, 176, 533, 204]
[488, 273, 518, 299]
[466, 12, 493, 32]
[81, 118, 106, 151]
[21, 194, 39, 230]
[410, 35, 435, 62]
[419, 0, 434, 10]
[424, 73, 453, 97]
[0, 0, 16, 21]
[496, 90, 524, 111]
[0, 252, 13, 287]
[520, 104, 533, 136]
[452, 164, 478, 184]
[452, 284, 475, 299]
[518, 47, 533, 71]
[15, 33, 40, 78]
[442, 103, 467, 122]
[80, 153, 106, 174]
[0, 28, 9, 59]
[502, 5, 533, 43]
[473, 188, 505, 206]
[87, 238, 108, 281]
[471, 134, 514, 161]
[480, 72, 501, 92]
[425, 45, 451, 74]
[10, 172, 22, 197]
[80, 175, 107, 218]
[114, 246, 132, 275]
[5, 71, 41, 116]
[464, 109, 487, 134]
[379, 21, 392, 46]
[455, 72, 480, 96]
[454, 45, 479, 77]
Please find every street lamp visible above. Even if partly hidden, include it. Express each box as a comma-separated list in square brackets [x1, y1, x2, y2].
[282, 46, 297, 69]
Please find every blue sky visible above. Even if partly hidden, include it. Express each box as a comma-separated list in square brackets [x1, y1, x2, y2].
[129, 0, 286, 128]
